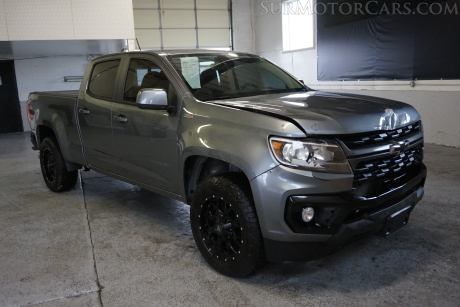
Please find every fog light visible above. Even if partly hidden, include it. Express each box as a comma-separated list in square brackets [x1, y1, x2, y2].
[301, 207, 314, 222]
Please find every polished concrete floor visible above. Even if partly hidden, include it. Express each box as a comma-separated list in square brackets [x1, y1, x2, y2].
[1, 133, 459, 307]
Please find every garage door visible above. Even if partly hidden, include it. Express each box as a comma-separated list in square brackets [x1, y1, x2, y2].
[133, 0, 232, 50]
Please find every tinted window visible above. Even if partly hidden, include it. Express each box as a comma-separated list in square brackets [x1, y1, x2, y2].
[123, 58, 177, 105]
[167, 54, 306, 101]
[88, 60, 120, 99]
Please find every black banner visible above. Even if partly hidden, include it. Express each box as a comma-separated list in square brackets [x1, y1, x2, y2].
[317, 0, 460, 81]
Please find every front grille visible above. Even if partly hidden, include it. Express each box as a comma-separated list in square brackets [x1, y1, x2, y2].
[354, 144, 423, 182]
[340, 121, 421, 149]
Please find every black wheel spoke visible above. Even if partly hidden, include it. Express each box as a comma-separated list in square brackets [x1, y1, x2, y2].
[228, 242, 238, 255]
[43, 148, 57, 182]
[199, 196, 243, 260]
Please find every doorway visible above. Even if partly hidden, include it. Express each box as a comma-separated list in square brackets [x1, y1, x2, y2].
[0, 60, 23, 134]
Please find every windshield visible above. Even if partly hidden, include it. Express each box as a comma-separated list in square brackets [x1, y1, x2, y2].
[167, 53, 307, 101]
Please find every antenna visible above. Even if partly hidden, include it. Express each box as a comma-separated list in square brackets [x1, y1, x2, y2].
[136, 38, 142, 51]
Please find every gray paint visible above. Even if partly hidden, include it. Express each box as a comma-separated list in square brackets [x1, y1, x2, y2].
[217, 91, 420, 135]
[251, 165, 352, 242]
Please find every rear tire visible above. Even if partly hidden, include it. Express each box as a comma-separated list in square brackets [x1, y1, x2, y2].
[190, 174, 266, 277]
[39, 137, 78, 192]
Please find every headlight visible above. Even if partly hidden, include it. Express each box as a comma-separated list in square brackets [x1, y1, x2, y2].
[269, 137, 351, 174]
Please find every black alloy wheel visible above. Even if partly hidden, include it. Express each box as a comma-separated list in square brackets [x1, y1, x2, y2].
[199, 195, 243, 261]
[42, 148, 57, 183]
[39, 137, 78, 192]
[190, 174, 266, 277]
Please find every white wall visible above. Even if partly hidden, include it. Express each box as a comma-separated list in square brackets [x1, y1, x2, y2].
[15, 56, 90, 132]
[0, 0, 8, 41]
[232, 0, 255, 53]
[254, 0, 318, 83]
[71, 0, 135, 40]
[0, 0, 135, 41]
[250, 0, 460, 148]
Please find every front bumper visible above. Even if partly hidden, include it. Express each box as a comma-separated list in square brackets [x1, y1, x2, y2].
[250, 162, 427, 262]
[265, 181, 424, 262]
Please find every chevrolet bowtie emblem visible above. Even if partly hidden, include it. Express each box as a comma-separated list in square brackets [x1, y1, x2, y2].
[389, 140, 410, 155]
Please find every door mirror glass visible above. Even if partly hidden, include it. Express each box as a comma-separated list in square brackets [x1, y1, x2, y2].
[137, 88, 174, 112]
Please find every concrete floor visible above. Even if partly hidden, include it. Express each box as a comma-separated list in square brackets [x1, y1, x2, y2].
[1, 133, 459, 307]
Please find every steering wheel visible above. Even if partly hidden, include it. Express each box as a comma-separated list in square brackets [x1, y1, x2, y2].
[239, 83, 259, 91]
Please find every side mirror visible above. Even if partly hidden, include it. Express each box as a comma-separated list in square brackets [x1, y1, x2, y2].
[136, 88, 176, 112]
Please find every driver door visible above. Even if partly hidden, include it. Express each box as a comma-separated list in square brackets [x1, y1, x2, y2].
[110, 56, 181, 194]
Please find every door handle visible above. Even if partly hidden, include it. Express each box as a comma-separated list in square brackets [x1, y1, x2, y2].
[79, 108, 90, 115]
[114, 115, 128, 123]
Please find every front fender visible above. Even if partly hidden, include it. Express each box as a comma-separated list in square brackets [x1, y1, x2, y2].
[178, 95, 306, 182]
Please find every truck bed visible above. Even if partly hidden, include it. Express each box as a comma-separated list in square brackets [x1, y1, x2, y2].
[28, 90, 85, 167]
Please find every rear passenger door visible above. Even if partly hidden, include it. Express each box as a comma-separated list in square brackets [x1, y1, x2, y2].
[77, 58, 121, 171]
[110, 55, 181, 194]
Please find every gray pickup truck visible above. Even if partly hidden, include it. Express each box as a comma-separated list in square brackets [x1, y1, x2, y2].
[27, 50, 427, 277]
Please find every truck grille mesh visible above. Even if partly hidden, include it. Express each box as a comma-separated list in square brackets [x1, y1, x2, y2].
[354, 144, 423, 182]
[340, 121, 421, 149]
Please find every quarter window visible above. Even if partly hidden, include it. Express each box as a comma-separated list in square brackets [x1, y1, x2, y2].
[88, 60, 120, 100]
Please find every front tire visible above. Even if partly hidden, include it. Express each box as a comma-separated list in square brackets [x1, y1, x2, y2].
[39, 137, 78, 192]
[190, 174, 266, 277]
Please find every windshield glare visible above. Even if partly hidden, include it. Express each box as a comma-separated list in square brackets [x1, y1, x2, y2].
[167, 53, 306, 101]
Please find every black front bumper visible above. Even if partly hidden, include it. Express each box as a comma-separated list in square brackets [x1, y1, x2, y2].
[265, 164, 427, 262]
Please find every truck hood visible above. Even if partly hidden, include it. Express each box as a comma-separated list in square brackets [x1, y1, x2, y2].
[213, 91, 421, 135]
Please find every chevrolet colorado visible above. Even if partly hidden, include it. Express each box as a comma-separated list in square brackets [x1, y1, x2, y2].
[27, 50, 427, 277]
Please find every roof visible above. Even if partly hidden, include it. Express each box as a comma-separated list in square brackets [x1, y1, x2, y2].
[137, 49, 255, 56]
[94, 49, 256, 61]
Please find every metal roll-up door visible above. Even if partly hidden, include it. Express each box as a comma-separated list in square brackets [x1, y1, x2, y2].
[133, 0, 232, 50]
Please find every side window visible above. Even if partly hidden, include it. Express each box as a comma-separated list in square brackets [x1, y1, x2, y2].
[123, 58, 177, 105]
[88, 60, 120, 100]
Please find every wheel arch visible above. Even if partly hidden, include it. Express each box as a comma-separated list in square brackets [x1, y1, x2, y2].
[36, 123, 81, 171]
[36, 123, 57, 147]
[183, 155, 251, 205]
